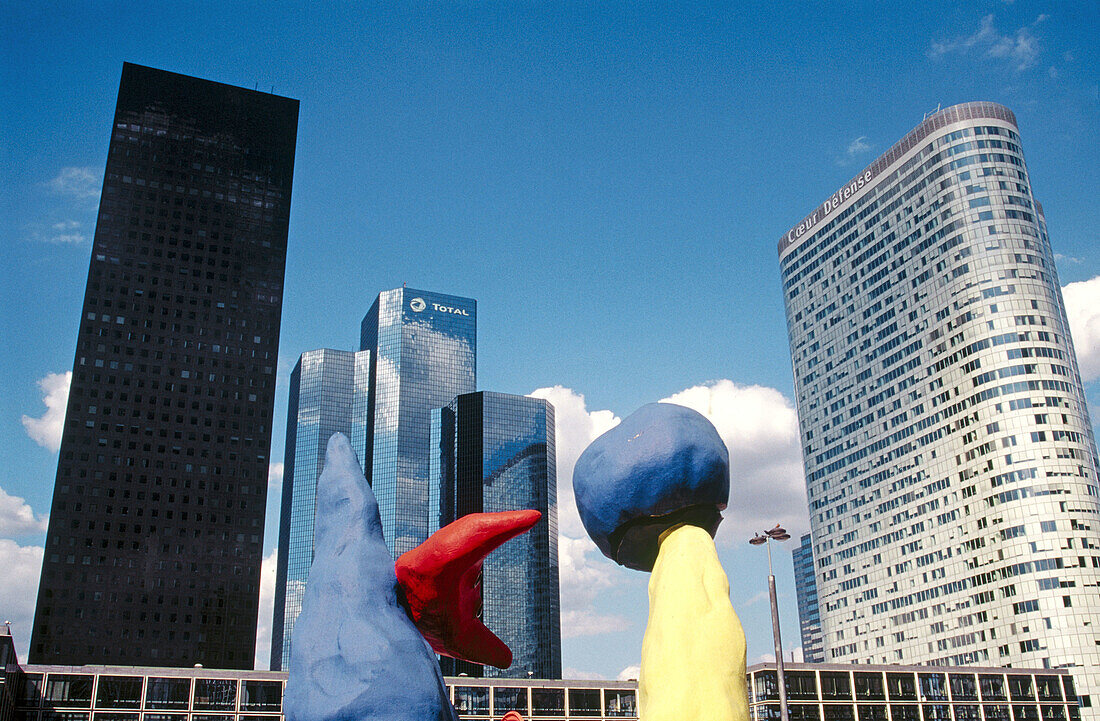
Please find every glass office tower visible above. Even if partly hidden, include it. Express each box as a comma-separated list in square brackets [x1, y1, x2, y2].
[31, 63, 298, 668]
[779, 102, 1100, 713]
[270, 349, 369, 671]
[430, 392, 561, 679]
[792, 533, 824, 663]
[271, 287, 476, 667]
[361, 288, 477, 557]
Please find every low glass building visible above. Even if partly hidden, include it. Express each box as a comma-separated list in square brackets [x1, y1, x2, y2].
[748, 663, 1079, 721]
[3, 665, 636, 721]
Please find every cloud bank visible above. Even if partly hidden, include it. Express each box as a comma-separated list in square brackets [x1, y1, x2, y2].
[531, 380, 808, 640]
[928, 14, 1046, 72]
[1063, 275, 1100, 382]
[0, 487, 49, 537]
[21, 372, 71, 452]
[0, 539, 44, 660]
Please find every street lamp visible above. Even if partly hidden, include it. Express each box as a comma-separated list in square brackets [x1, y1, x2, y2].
[749, 524, 791, 721]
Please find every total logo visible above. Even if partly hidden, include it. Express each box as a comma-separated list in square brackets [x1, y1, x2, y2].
[409, 296, 470, 317]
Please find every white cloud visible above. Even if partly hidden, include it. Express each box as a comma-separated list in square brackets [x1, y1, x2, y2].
[529, 386, 629, 639]
[253, 547, 279, 670]
[529, 385, 619, 539]
[48, 166, 101, 201]
[0, 487, 48, 536]
[661, 380, 808, 542]
[617, 664, 641, 681]
[0, 539, 44, 661]
[1063, 276, 1100, 382]
[928, 14, 1046, 72]
[558, 533, 631, 639]
[752, 645, 804, 665]
[21, 372, 71, 452]
[563, 667, 607, 680]
[44, 220, 86, 244]
[846, 136, 871, 157]
[268, 462, 284, 492]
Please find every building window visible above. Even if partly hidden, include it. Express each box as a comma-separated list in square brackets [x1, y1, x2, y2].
[44, 675, 94, 707]
[788, 672, 819, 700]
[145, 677, 191, 710]
[605, 690, 637, 717]
[855, 674, 886, 701]
[888, 674, 917, 701]
[822, 673, 853, 700]
[951, 675, 978, 701]
[568, 688, 602, 716]
[453, 686, 489, 715]
[95, 676, 144, 708]
[532, 688, 565, 716]
[492, 687, 528, 714]
[857, 705, 888, 721]
[981, 676, 1008, 702]
[240, 680, 283, 711]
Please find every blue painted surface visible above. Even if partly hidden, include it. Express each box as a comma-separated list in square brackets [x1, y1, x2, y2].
[572, 402, 729, 570]
[284, 433, 456, 721]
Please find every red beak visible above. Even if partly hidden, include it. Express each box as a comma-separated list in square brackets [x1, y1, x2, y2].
[396, 509, 542, 668]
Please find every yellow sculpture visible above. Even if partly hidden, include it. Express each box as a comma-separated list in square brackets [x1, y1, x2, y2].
[640, 524, 748, 721]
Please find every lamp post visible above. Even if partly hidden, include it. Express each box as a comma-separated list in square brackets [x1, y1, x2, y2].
[750, 524, 791, 721]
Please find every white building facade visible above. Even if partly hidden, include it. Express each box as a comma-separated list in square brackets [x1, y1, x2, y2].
[779, 102, 1100, 716]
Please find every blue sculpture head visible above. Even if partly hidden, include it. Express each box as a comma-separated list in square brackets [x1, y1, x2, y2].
[572, 402, 729, 571]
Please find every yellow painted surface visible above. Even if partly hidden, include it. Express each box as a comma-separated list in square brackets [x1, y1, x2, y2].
[639, 524, 749, 721]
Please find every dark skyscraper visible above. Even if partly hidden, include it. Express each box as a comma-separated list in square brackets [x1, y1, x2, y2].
[31, 63, 298, 668]
[791, 533, 823, 663]
[430, 392, 561, 679]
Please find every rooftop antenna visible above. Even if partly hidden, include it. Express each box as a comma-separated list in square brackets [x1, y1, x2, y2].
[923, 103, 942, 121]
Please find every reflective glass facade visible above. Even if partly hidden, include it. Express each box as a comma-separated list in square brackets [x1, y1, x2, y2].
[270, 349, 369, 670]
[430, 392, 562, 679]
[361, 288, 477, 557]
[779, 103, 1100, 714]
[31, 63, 298, 668]
[793, 533, 824, 663]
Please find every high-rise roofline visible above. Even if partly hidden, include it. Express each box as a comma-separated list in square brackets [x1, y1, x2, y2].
[778, 101, 1017, 259]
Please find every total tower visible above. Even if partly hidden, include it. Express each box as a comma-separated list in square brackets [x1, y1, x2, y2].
[779, 102, 1100, 711]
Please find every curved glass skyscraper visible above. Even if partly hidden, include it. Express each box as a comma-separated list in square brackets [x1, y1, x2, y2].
[780, 103, 1100, 713]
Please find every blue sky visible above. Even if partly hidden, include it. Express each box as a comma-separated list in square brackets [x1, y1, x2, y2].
[2, 1, 1098, 677]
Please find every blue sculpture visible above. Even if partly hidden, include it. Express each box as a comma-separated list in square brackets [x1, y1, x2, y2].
[572, 402, 729, 571]
[283, 433, 457, 721]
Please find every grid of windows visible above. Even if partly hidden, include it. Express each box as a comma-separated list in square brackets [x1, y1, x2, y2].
[778, 102, 1100, 713]
[31, 62, 298, 668]
[269, 349, 370, 670]
[431, 392, 562, 679]
[794, 533, 824, 662]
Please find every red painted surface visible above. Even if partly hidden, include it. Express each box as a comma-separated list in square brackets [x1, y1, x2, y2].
[501, 712, 525, 721]
[396, 509, 542, 668]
